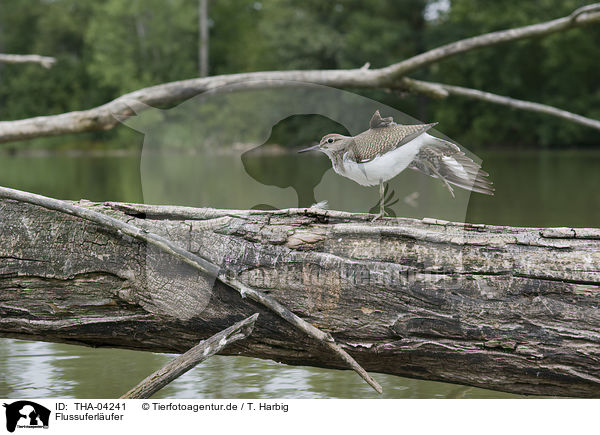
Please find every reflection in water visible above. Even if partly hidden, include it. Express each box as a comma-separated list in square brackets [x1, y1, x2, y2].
[0, 339, 518, 399]
[0, 149, 598, 398]
[0, 340, 76, 398]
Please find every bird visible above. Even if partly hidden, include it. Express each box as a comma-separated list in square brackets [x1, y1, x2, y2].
[299, 110, 494, 219]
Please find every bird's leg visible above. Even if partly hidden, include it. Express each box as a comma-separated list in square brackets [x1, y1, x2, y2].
[380, 180, 385, 216]
[372, 180, 385, 221]
[427, 162, 455, 198]
[436, 174, 455, 198]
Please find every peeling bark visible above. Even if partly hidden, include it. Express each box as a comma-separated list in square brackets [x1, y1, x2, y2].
[1, 199, 600, 397]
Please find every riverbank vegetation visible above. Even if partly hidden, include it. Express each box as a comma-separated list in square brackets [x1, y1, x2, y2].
[0, 0, 598, 150]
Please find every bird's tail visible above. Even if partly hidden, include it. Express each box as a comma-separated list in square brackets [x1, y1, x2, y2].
[409, 135, 495, 197]
[440, 152, 495, 196]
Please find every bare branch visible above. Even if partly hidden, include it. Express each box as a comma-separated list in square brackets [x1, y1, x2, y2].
[381, 3, 600, 77]
[121, 314, 259, 399]
[0, 4, 598, 143]
[0, 54, 56, 68]
[0, 69, 444, 144]
[407, 78, 600, 131]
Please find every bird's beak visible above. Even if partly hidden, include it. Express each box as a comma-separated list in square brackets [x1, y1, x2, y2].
[298, 144, 320, 153]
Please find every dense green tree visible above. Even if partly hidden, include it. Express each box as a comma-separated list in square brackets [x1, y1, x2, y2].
[425, 0, 600, 148]
[85, 0, 199, 94]
[0, 0, 102, 120]
[0, 0, 597, 148]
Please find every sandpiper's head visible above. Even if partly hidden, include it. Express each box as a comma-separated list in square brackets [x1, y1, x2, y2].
[298, 133, 350, 155]
[319, 133, 349, 151]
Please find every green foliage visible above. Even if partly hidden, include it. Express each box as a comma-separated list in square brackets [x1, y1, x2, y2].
[0, 0, 101, 119]
[0, 0, 598, 148]
[425, 0, 600, 148]
[85, 0, 199, 94]
[243, 0, 426, 71]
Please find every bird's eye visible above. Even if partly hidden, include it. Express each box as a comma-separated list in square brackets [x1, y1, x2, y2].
[327, 138, 334, 143]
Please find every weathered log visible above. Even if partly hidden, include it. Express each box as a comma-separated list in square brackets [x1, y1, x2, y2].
[1, 198, 599, 397]
[0, 186, 381, 393]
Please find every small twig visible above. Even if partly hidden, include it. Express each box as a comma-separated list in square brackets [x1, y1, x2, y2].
[0, 186, 382, 394]
[121, 314, 258, 399]
[0, 54, 56, 68]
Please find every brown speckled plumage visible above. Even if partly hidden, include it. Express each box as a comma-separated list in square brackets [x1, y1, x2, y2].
[311, 110, 494, 207]
[347, 122, 438, 163]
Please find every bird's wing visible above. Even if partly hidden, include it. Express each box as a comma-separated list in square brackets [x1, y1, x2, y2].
[408, 135, 494, 197]
[369, 110, 395, 128]
[348, 122, 438, 163]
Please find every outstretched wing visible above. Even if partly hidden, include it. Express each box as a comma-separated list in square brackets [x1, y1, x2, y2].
[349, 122, 438, 163]
[369, 110, 395, 128]
[408, 135, 494, 197]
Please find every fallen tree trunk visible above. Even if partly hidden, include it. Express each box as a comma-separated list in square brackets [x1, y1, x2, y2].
[1, 198, 599, 397]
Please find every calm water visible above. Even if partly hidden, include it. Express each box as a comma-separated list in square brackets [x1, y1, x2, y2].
[1, 148, 598, 399]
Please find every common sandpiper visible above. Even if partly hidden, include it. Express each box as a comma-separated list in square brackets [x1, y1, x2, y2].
[300, 110, 494, 219]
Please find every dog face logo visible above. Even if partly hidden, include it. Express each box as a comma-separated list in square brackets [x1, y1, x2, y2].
[3, 401, 50, 433]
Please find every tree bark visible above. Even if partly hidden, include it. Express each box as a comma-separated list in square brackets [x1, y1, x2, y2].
[0, 185, 381, 393]
[1, 198, 599, 397]
[0, 4, 599, 143]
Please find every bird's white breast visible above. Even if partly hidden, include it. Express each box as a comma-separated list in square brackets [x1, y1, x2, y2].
[334, 133, 429, 186]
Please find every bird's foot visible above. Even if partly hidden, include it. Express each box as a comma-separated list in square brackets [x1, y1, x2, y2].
[371, 212, 385, 222]
[310, 200, 329, 210]
[369, 183, 398, 219]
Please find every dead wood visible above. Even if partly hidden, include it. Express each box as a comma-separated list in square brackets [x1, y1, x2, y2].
[121, 313, 258, 399]
[0, 54, 56, 68]
[1, 195, 599, 397]
[0, 186, 382, 393]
